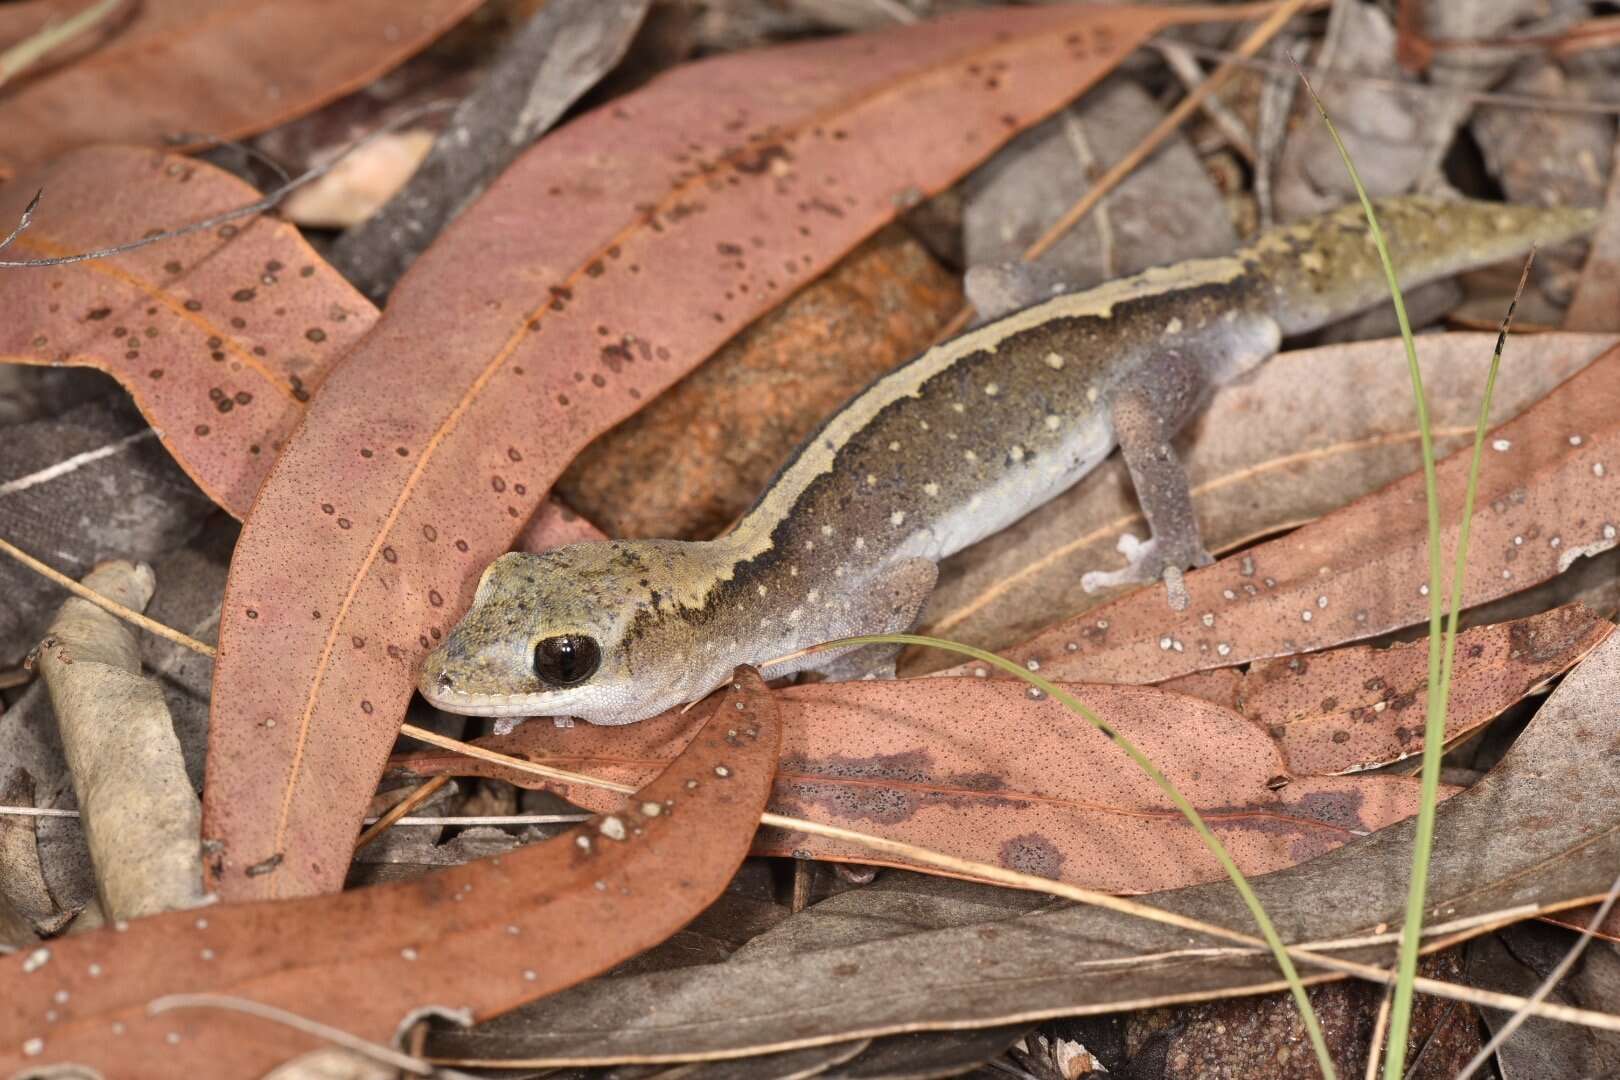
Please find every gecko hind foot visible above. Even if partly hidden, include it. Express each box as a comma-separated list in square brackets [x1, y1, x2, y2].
[1080, 533, 1213, 597]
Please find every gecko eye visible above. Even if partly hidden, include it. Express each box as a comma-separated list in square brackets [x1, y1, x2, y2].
[533, 635, 601, 688]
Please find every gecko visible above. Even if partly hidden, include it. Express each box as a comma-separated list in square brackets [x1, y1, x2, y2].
[420, 195, 1597, 727]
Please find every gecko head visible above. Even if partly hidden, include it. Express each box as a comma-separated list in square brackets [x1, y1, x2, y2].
[419, 542, 710, 726]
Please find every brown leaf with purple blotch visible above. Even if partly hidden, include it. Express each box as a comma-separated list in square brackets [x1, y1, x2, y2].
[1241, 603, 1611, 776]
[0, 668, 779, 1080]
[948, 343, 1620, 686]
[205, 3, 1223, 901]
[395, 675, 1447, 895]
[0, 0, 482, 176]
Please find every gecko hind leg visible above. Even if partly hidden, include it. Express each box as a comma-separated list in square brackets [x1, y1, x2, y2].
[1080, 349, 1216, 606]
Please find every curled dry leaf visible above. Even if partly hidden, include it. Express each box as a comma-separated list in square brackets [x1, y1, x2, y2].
[34, 559, 207, 920]
[947, 342, 1620, 686]
[0, 668, 780, 1079]
[915, 331, 1617, 666]
[206, 3, 1210, 901]
[395, 675, 1446, 895]
[396, 633, 1620, 1066]
[1241, 603, 1611, 776]
[0, 146, 376, 516]
[0, 146, 597, 547]
[0, 0, 483, 176]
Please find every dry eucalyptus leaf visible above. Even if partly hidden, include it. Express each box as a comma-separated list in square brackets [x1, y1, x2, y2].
[420, 630, 1620, 1064]
[35, 560, 208, 920]
[0, 769, 58, 945]
[1466, 924, 1620, 1079]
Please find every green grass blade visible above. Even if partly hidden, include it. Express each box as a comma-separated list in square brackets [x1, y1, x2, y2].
[1291, 66, 1508, 1076]
[811, 632, 1339, 1079]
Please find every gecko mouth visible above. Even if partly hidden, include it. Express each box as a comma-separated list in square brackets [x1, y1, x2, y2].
[420, 679, 557, 719]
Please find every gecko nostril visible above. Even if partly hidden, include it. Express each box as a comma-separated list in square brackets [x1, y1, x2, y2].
[437, 672, 455, 692]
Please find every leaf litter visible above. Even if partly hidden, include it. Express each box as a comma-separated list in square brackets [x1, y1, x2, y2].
[203, 2, 1191, 902]
[2, 2, 1619, 1075]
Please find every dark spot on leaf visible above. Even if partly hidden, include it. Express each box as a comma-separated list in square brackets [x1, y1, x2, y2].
[352, 636, 365, 649]
[492, 477, 506, 493]
[164, 261, 183, 275]
[361, 700, 374, 715]
[184, 300, 202, 312]
[396, 447, 408, 457]
[423, 525, 438, 541]
[456, 540, 469, 552]
[429, 591, 444, 607]
[235, 391, 251, 405]
[999, 833, 1063, 879]
[232, 288, 256, 302]
[86, 307, 111, 320]
[338, 518, 352, 530]
[148, 369, 163, 379]
[383, 547, 397, 564]
[194, 424, 210, 436]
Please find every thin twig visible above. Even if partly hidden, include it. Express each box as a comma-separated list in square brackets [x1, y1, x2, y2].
[0, 0, 123, 91]
[0, 667, 32, 691]
[0, 191, 42, 256]
[147, 994, 434, 1075]
[1163, 39, 1620, 116]
[1364, 983, 1395, 1080]
[353, 775, 450, 851]
[1455, 866, 1620, 1080]
[1152, 40, 1258, 163]
[0, 99, 456, 270]
[0, 803, 591, 827]
[0, 537, 216, 657]
[936, 0, 1313, 338]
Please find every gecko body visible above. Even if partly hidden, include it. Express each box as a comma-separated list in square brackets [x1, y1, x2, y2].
[421, 196, 1596, 726]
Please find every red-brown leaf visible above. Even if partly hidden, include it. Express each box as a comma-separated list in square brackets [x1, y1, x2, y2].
[204, 4, 1209, 900]
[0, 146, 375, 514]
[395, 676, 1446, 895]
[947, 343, 1620, 685]
[0, 146, 602, 548]
[1242, 603, 1611, 775]
[0, 668, 779, 1080]
[0, 0, 482, 176]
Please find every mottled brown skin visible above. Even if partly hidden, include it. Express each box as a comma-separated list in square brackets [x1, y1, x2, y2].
[422, 196, 1597, 726]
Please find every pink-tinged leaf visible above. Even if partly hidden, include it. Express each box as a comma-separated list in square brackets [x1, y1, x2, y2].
[205, 4, 1219, 900]
[1243, 603, 1611, 776]
[0, 146, 374, 515]
[395, 676, 1448, 895]
[0, 0, 482, 176]
[0, 669, 779, 1080]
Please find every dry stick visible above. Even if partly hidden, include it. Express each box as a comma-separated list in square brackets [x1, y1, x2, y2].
[0, 537, 216, 657]
[0, 667, 32, 691]
[147, 994, 433, 1076]
[1152, 39, 1258, 163]
[1363, 985, 1396, 1080]
[353, 775, 450, 852]
[935, 0, 1314, 340]
[0, 0, 122, 90]
[1164, 39, 1620, 116]
[1454, 866, 1620, 1080]
[11, 548, 1619, 1033]
[0, 804, 590, 827]
[0, 99, 457, 270]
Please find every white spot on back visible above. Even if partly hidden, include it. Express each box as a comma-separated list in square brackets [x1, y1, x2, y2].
[1044, 352, 1065, 370]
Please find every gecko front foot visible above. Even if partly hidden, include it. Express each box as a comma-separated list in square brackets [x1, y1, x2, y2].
[1080, 532, 1213, 596]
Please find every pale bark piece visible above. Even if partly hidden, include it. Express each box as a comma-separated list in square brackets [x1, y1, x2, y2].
[396, 676, 1446, 895]
[205, 4, 1196, 901]
[0, 669, 781, 1079]
[1242, 603, 1612, 776]
[386, 632, 1620, 1064]
[956, 341, 1620, 687]
[34, 560, 207, 920]
[914, 332, 1617, 668]
[330, 0, 652, 301]
[0, 0, 484, 175]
